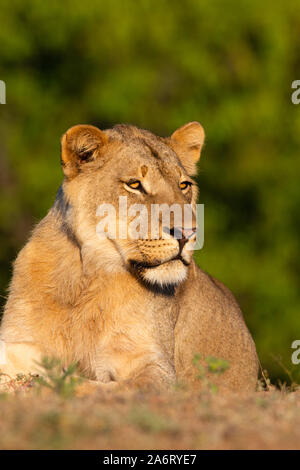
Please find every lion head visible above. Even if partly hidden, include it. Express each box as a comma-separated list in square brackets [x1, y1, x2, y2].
[57, 122, 205, 290]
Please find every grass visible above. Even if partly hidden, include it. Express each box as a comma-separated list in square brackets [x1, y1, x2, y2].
[0, 384, 300, 449]
[0, 357, 299, 450]
[34, 357, 82, 398]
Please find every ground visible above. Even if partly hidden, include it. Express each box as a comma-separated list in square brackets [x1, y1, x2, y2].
[0, 370, 299, 450]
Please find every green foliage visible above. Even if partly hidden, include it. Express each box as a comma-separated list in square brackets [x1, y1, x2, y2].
[205, 356, 230, 376]
[193, 354, 230, 393]
[0, 0, 300, 382]
[35, 357, 82, 398]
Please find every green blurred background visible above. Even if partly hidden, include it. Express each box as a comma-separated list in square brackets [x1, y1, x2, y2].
[1, 0, 300, 383]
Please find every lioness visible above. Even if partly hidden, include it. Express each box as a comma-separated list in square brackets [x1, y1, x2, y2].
[0, 122, 258, 392]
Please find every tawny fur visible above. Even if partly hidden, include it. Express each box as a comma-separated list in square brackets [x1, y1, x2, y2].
[0, 122, 258, 392]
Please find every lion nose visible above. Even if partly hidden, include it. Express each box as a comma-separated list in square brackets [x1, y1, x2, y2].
[182, 227, 197, 240]
[169, 227, 197, 241]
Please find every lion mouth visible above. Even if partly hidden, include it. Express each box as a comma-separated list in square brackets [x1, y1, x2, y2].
[129, 255, 189, 271]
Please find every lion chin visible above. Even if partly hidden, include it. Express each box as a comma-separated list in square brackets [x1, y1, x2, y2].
[139, 259, 188, 287]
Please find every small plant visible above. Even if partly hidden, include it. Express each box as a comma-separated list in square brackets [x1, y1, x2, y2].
[257, 368, 273, 392]
[193, 354, 230, 393]
[205, 356, 230, 375]
[35, 356, 82, 398]
[0, 371, 36, 393]
[271, 354, 300, 392]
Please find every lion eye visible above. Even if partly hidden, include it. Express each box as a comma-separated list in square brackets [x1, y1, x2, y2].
[180, 181, 192, 190]
[126, 180, 142, 190]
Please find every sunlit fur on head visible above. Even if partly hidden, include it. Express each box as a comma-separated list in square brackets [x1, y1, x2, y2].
[59, 123, 204, 289]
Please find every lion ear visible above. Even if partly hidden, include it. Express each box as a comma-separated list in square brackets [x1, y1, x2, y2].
[169, 121, 205, 175]
[61, 125, 108, 179]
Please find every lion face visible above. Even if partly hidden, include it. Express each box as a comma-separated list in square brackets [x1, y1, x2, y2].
[59, 122, 205, 289]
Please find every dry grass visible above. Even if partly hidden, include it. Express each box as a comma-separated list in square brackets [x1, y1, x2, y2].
[0, 374, 300, 450]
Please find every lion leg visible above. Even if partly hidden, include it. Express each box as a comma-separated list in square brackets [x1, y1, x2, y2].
[127, 362, 176, 391]
[76, 371, 173, 397]
[75, 380, 118, 397]
[0, 340, 42, 388]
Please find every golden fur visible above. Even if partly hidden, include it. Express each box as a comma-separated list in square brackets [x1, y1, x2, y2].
[0, 122, 258, 392]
